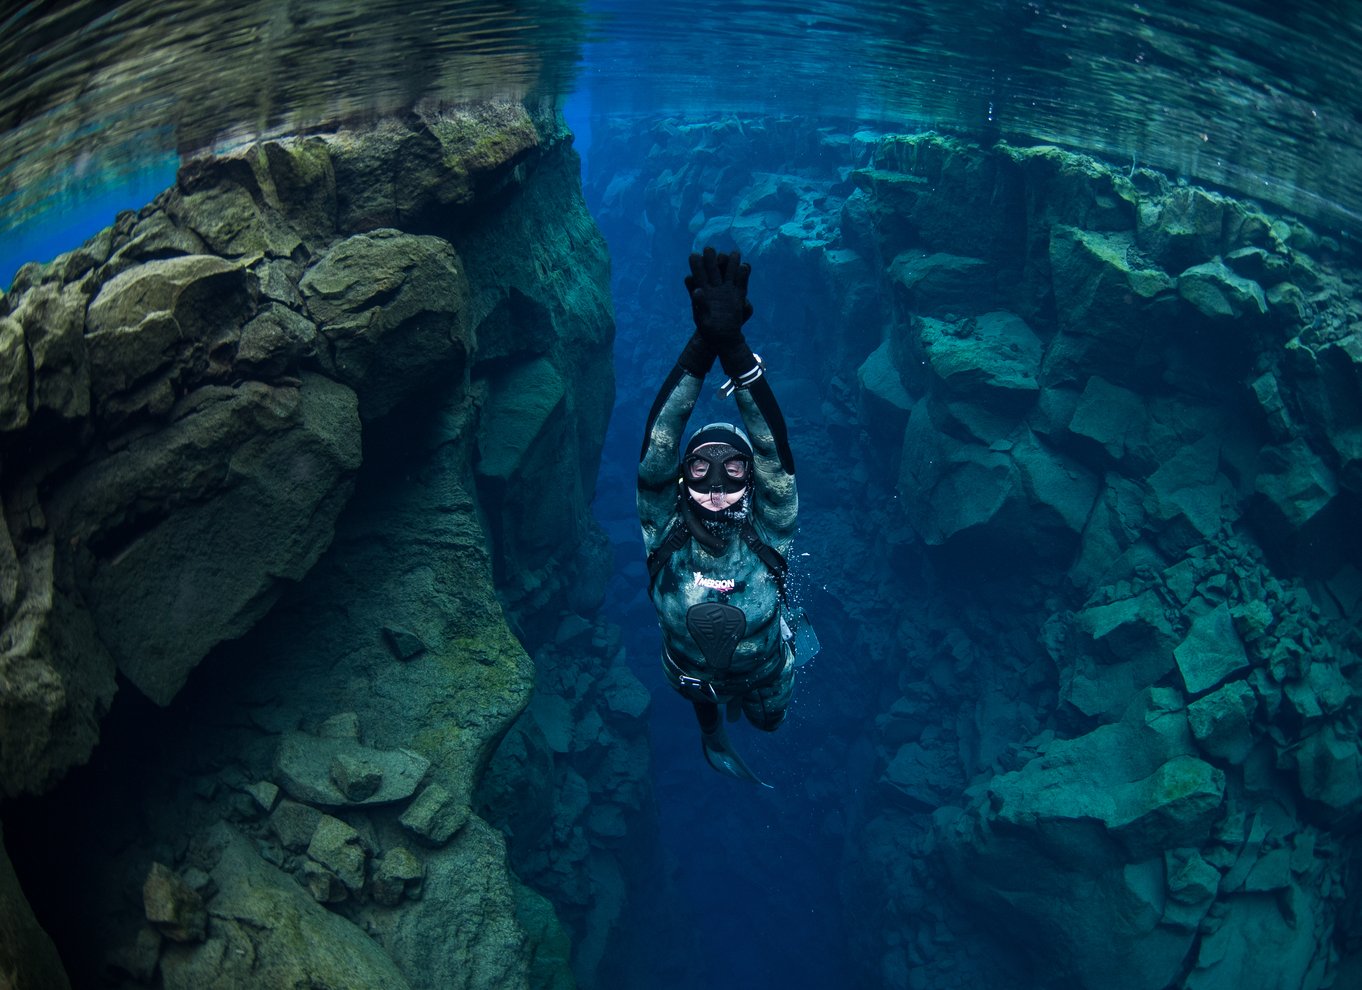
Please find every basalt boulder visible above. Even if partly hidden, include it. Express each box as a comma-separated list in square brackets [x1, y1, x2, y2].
[159, 826, 413, 990]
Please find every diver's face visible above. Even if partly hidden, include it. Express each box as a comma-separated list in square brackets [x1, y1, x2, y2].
[685, 442, 749, 511]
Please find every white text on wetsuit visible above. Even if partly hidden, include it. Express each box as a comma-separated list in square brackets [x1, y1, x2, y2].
[693, 571, 735, 593]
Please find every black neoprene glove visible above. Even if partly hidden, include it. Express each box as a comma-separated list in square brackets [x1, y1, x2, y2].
[685, 247, 758, 379]
[677, 330, 717, 378]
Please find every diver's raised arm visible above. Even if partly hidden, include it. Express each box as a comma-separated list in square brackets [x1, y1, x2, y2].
[735, 369, 797, 546]
[687, 247, 797, 543]
[636, 269, 722, 548]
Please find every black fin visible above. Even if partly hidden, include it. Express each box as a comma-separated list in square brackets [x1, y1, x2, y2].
[701, 723, 773, 787]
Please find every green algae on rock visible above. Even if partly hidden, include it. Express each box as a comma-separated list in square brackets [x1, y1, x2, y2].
[159, 825, 415, 990]
[1, 100, 612, 990]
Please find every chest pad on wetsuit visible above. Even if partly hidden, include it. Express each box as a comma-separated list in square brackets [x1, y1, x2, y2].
[686, 601, 746, 670]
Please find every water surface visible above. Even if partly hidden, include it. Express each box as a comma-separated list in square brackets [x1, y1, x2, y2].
[3, 0, 1360, 266]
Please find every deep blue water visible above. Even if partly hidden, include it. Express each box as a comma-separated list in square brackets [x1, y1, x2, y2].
[593, 363, 859, 989]
[578, 118, 914, 987]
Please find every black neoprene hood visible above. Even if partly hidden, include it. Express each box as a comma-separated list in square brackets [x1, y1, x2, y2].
[684, 422, 753, 460]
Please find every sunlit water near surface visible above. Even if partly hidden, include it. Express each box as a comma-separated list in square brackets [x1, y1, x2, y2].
[2, 3, 1361, 989]
[3, 0, 1361, 283]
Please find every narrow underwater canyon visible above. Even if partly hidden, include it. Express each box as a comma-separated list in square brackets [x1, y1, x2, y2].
[0, 102, 1359, 990]
[584, 114, 1362, 990]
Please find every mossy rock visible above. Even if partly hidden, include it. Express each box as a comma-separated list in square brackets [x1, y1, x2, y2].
[301, 228, 470, 421]
[1178, 260, 1268, 321]
[160, 826, 412, 990]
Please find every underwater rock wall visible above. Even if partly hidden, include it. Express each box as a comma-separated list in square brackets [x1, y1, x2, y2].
[586, 115, 1362, 989]
[0, 103, 633, 989]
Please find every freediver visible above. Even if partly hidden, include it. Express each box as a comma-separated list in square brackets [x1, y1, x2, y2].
[637, 247, 810, 786]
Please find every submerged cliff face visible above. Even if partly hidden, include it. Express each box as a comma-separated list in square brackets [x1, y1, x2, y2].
[0, 103, 636, 988]
[5, 101, 1360, 990]
[586, 115, 1362, 989]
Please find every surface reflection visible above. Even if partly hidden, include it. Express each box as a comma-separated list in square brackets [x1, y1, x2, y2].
[1, 2, 1359, 253]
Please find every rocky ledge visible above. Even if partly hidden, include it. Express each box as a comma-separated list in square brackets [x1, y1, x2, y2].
[0, 101, 623, 989]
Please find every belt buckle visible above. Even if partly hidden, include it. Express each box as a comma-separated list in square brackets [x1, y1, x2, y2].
[678, 673, 718, 703]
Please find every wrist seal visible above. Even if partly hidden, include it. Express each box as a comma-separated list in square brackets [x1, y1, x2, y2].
[717, 353, 764, 398]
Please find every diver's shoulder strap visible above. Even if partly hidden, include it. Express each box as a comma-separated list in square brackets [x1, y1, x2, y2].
[646, 517, 788, 601]
[740, 523, 788, 598]
[646, 520, 690, 592]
